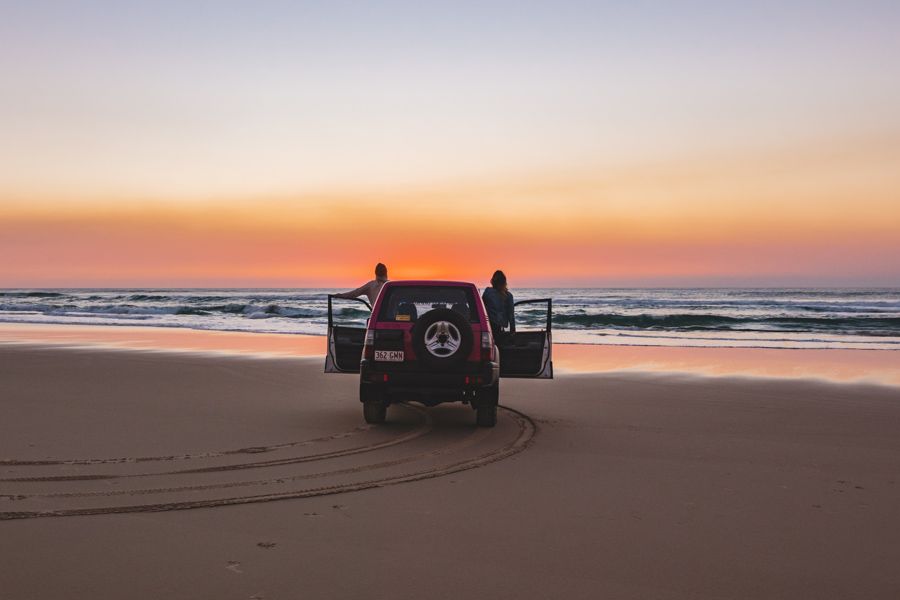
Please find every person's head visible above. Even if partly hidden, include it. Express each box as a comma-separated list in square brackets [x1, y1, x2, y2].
[490, 270, 508, 294]
[375, 263, 388, 281]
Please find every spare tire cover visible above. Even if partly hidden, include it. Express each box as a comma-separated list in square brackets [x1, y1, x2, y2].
[411, 307, 474, 369]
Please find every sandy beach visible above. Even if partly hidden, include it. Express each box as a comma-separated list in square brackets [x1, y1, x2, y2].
[5, 0, 899, 596]
[2, 339, 900, 599]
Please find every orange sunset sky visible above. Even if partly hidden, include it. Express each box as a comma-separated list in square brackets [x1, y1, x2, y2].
[2, 2, 899, 287]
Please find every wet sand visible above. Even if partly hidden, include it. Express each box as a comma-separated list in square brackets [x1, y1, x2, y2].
[2, 345, 900, 599]
[2, 322, 900, 386]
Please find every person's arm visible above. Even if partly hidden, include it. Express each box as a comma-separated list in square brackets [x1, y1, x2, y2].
[335, 282, 371, 300]
[507, 293, 516, 333]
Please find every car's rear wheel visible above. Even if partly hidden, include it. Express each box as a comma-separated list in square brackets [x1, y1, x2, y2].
[475, 382, 498, 427]
[363, 400, 387, 424]
[360, 383, 387, 424]
[477, 381, 499, 405]
[475, 402, 497, 427]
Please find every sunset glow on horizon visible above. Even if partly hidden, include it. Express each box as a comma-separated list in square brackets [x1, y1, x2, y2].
[2, 1, 899, 287]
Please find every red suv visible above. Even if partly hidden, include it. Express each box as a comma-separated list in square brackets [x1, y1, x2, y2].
[326, 281, 552, 427]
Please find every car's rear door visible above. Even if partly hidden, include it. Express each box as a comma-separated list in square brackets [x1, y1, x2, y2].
[324, 295, 371, 374]
[499, 298, 553, 379]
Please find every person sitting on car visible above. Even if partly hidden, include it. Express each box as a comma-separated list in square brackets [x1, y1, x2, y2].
[482, 270, 515, 340]
[335, 263, 389, 305]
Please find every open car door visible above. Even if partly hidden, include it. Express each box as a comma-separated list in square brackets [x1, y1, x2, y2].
[324, 295, 371, 374]
[499, 298, 553, 379]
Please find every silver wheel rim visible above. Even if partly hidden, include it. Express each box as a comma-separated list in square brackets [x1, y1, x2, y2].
[423, 321, 462, 357]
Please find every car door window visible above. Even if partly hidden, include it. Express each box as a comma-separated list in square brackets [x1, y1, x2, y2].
[499, 298, 553, 378]
[325, 296, 371, 374]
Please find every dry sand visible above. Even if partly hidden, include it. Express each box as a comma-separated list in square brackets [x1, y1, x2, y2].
[2, 345, 900, 599]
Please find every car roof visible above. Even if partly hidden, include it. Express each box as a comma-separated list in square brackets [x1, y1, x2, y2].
[383, 280, 476, 288]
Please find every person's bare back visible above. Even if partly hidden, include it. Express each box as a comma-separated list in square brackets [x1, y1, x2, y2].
[334, 263, 389, 305]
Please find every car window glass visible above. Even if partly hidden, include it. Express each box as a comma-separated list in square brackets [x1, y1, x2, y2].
[378, 287, 477, 323]
[331, 297, 370, 327]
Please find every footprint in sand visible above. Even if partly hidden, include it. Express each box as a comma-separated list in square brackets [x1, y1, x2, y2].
[226, 561, 243, 574]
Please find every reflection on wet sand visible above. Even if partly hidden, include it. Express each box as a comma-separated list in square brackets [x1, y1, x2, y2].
[0, 323, 326, 357]
[552, 343, 900, 386]
[1, 323, 897, 386]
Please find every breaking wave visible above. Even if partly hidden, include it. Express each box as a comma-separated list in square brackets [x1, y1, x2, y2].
[1, 288, 899, 349]
[542, 312, 900, 334]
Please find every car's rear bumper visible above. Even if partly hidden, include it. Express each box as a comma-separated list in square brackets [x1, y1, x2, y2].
[360, 359, 499, 391]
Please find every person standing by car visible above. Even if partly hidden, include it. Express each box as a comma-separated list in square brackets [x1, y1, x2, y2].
[482, 269, 515, 341]
[335, 263, 389, 305]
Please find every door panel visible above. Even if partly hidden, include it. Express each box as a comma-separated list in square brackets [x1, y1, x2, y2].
[325, 295, 371, 374]
[499, 298, 553, 379]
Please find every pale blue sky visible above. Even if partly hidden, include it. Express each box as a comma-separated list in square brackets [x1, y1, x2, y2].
[2, 0, 899, 198]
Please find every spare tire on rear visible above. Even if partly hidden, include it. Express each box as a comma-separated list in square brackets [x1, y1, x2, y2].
[411, 308, 473, 370]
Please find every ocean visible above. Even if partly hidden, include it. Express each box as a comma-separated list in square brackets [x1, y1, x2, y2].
[1, 288, 898, 350]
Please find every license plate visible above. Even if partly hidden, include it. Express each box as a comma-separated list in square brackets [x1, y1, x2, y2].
[374, 350, 404, 362]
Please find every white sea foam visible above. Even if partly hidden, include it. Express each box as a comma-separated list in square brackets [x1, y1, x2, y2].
[1, 288, 899, 350]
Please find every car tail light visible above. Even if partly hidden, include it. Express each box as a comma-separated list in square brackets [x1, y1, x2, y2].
[363, 329, 375, 360]
[481, 330, 494, 361]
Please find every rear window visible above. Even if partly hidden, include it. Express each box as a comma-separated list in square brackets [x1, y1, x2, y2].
[377, 286, 478, 323]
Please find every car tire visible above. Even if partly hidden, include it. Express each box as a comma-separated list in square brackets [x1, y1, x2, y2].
[477, 381, 499, 405]
[475, 402, 497, 427]
[359, 381, 382, 402]
[363, 400, 387, 424]
[411, 308, 473, 370]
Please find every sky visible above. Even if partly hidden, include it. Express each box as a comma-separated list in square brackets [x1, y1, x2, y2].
[1, 0, 899, 287]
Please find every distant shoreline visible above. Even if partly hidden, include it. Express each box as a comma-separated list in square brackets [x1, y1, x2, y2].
[2, 322, 898, 387]
[0, 318, 898, 352]
[2, 287, 899, 351]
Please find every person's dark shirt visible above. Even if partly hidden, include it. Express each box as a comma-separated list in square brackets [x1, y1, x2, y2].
[482, 287, 515, 333]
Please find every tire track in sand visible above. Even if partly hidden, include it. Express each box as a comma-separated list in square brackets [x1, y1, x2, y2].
[0, 406, 536, 520]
